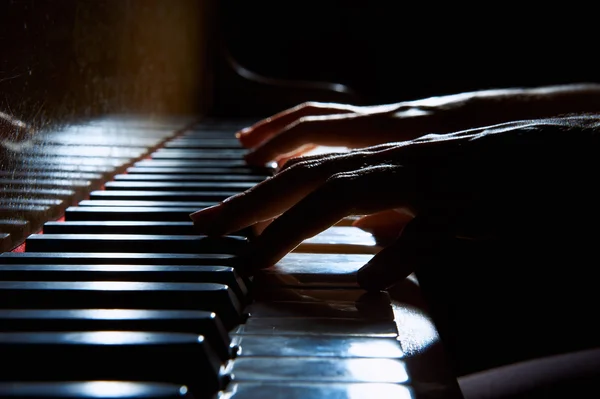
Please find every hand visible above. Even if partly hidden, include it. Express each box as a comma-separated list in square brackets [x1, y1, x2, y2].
[192, 116, 597, 290]
[237, 84, 600, 167]
[236, 99, 464, 167]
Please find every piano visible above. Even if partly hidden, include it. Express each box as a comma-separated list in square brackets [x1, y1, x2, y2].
[0, 1, 472, 398]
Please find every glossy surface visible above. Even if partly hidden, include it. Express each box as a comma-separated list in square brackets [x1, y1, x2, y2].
[254, 253, 374, 288]
[0, 264, 247, 301]
[225, 357, 409, 383]
[24, 234, 248, 254]
[0, 308, 231, 360]
[0, 281, 242, 329]
[0, 252, 235, 265]
[89, 190, 239, 202]
[297, 227, 380, 254]
[232, 335, 404, 358]
[0, 381, 192, 399]
[0, 331, 222, 397]
[218, 382, 414, 399]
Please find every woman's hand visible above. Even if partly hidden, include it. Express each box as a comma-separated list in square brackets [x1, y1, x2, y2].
[192, 115, 600, 290]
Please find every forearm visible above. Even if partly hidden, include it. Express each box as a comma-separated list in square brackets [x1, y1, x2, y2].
[403, 83, 600, 133]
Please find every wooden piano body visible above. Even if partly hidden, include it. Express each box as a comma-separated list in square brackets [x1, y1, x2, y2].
[1, 2, 598, 398]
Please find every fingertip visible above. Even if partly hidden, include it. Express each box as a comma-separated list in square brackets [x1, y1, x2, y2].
[356, 262, 389, 292]
[189, 203, 226, 235]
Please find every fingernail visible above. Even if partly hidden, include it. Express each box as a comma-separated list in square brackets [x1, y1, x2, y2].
[235, 127, 252, 140]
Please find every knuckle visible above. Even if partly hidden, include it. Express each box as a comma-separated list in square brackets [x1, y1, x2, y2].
[280, 160, 316, 179]
[300, 101, 322, 110]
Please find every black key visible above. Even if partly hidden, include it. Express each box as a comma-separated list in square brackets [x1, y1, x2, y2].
[0, 219, 30, 236]
[0, 381, 193, 399]
[0, 331, 223, 397]
[113, 174, 264, 182]
[0, 252, 235, 265]
[0, 179, 93, 200]
[104, 181, 255, 191]
[0, 198, 65, 208]
[64, 206, 208, 222]
[164, 139, 241, 149]
[17, 163, 116, 175]
[0, 205, 60, 226]
[8, 156, 126, 168]
[0, 281, 242, 328]
[89, 190, 239, 202]
[18, 145, 145, 159]
[78, 200, 216, 207]
[41, 221, 254, 238]
[0, 309, 231, 360]
[134, 159, 249, 168]
[0, 233, 11, 252]
[43, 221, 200, 235]
[151, 149, 246, 160]
[0, 171, 104, 182]
[40, 133, 163, 146]
[126, 166, 266, 176]
[0, 189, 75, 202]
[25, 234, 248, 254]
[0, 264, 248, 301]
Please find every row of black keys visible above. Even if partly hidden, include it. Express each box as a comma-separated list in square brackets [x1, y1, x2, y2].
[1, 123, 411, 399]
[2, 124, 254, 398]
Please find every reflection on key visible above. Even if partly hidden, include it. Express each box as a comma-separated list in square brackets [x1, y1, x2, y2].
[0, 281, 242, 329]
[0, 381, 194, 399]
[25, 234, 248, 255]
[0, 331, 222, 397]
[232, 335, 404, 358]
[297, 226, 380, 254]
[0, 309, 231, 361]
[226, 357, 409, 384]
[89, 190, 239, 202]
[0, 264, 248, 302]
[218, 382, 414, 399]
[0, 252, 235, 266]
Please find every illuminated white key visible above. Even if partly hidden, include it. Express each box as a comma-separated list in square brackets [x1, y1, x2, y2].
[296, 226, 381, 254]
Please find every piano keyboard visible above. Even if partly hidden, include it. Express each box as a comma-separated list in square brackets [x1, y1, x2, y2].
[0, 117, 463, 399]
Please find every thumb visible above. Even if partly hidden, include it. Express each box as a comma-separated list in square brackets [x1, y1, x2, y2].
[357, 215, 451, 291]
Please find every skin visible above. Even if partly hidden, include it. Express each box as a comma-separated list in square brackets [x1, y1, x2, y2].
[191, 113, 600, 291]
[237, 83, 600, 168]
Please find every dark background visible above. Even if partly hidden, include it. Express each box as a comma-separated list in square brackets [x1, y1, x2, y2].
[1, 0, 597, 127]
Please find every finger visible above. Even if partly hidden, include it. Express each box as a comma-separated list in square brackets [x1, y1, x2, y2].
[236, 102, 357, 148]
[244, 113, 392, 166]
[274, 144, 318, 169]
[252, 217, 275, 235]
[239, 164, 414, 272]
[189, 151, 379, 236]
[357, 215, 452, 292]
[352, 209, 414, 245]
[352, 208, 415, 230]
